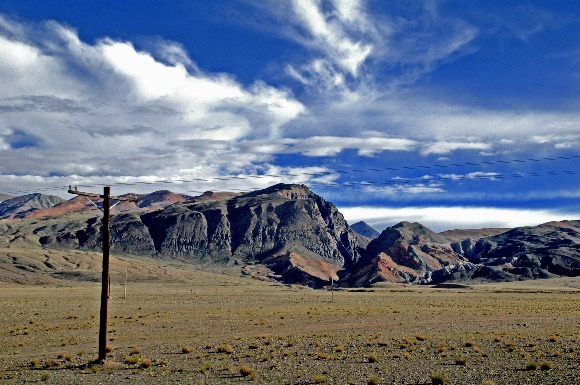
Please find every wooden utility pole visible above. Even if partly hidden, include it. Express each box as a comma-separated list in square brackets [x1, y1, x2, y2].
[68, 186, 137, 362]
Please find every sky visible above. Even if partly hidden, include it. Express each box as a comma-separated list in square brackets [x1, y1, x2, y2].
[0, 0, 578, 231]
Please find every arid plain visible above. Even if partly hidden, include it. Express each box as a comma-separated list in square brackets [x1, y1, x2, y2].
[0, 249, 578, 385]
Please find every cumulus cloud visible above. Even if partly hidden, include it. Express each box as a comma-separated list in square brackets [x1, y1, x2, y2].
[0, 14, 304, 191]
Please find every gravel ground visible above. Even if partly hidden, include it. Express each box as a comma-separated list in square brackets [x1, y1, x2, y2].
[1, 277, 578, 384]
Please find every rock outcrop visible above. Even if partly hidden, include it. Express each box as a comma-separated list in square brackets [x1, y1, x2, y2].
[343, 221, 463, 285]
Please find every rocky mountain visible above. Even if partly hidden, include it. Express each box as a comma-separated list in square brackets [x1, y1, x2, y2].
[351, 221, 380, 239]
[0, 185, 578, 287]
[0, 193, 65, 219]
[343, 221, 463, 286]
[30, 184, 362, 287]
[434, 220, 580, 283]
[344, 220, 579, 286]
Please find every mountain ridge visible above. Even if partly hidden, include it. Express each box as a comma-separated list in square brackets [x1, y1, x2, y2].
[0, 184, 578, 287]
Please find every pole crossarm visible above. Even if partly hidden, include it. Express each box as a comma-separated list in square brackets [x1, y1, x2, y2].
[68, 186, 138, 203]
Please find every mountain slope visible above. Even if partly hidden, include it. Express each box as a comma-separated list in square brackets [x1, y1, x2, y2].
[0, 193, 65, 219]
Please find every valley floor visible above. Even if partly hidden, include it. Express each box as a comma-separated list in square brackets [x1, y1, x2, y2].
[0, 275, 578, 384]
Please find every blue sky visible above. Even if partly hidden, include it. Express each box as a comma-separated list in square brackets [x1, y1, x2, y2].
[0, 0, 578, 231]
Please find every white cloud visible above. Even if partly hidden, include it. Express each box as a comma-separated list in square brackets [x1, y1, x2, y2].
[363, 184, 445, 196]
[439, 172, 500, 181]
[290, 0, 373, 77]
[288, 136, 416, 157]
[421, 141, 492, 155]
[340, 206, 578, 232]
[0, 15, 305, 186]
[531, 134, 579, 149]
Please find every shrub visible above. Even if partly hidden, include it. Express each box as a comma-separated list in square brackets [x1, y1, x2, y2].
[540, 361, 553, 370]
[525, 362, 538, 371]
[454, 356, 467, 365]
[494, 336, 502, 343]
[416, 334, 428, 341]
[200, 361, 213, 374]
[429, 373, 448, 385]
[239, 365, 254, 377]
[139, 358, 152, 369]
[368, 352, 379, 363]
[481, 381, 496, 385]
[29, 359, 41, 367]
[313, 374, 327, 383]
[123, 355, 140, 365]
[368, 375, 381, 385]
[217, 344, 234, 354]
[129, 347, 141, 355]
[181, 346, 192, 354]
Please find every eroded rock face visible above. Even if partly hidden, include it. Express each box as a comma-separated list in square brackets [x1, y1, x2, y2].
[345, 221, 463, 285]
[37, 184, 362, 277]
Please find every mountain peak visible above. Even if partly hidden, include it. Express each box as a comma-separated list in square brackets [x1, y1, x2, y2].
[351, 221, 380, 239]
[242, 183, 314, 200]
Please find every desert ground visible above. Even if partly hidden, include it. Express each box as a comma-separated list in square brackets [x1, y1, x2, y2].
[0, 251, 578, 384]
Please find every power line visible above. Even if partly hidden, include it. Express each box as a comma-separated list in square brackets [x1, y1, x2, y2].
[1, 154, 578, 197]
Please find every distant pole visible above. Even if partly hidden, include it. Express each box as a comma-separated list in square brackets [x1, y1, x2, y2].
[331, 276, 334, 303]
[67, 185, 136, 363]
[124, 270, 127, 299]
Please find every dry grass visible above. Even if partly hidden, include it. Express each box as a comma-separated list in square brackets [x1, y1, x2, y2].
[0, 271, 578, 384]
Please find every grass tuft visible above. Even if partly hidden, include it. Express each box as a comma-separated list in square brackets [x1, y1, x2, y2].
[239, 365, 254, 377]
[313, 374, 327, 383]
[217, 344, 234, 354]
[430, 373, 448, 385]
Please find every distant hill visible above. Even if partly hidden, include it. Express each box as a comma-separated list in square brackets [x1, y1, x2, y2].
[20, 190, 191, 219]
[0, 193, 65, 219]
[0, 194, 13, 202]
[0, 185, 578, 287]
[345, 220, 579, 286]
[351, 221, 380, 239]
